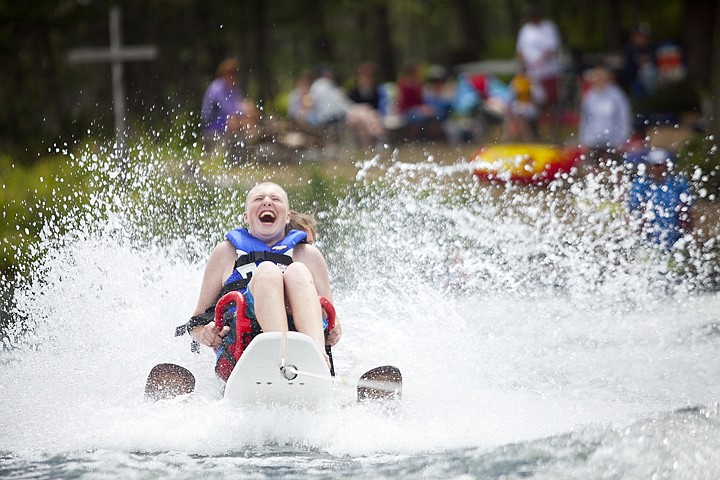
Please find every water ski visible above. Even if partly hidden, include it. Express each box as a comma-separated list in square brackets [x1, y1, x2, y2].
[144, 363, 195, 401]
[224, 331, 331, 405]
[357, 365, 402, 402]
[144, 336, 402, 405]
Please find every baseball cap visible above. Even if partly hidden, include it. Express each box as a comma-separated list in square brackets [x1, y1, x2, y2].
[644, 148, 675, 165]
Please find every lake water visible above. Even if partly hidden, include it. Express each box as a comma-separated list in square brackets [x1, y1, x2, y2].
[2, 147, 720, 479]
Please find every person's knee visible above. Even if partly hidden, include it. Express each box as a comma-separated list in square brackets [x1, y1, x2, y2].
[250, 262, 284, 290]
[283, 262, 313, 285]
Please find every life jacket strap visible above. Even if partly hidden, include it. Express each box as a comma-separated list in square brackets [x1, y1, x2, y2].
[217, 331, 253, 369]
[218, 279, 249, 297]
[175, 311, 214, 337]
[219, 251, 294, 296]
[235, 251, 293, 268]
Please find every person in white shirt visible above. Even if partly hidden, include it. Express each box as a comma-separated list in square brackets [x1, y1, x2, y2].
[515, 5, 562, 107]
[309, 64, 385, 147]
[579, 67, 632, 163]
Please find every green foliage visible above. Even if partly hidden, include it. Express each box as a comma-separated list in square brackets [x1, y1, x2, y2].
[634, 80, 702, 116]
[0, 134, 359, 278]
[677, 133, 720, 198]
[0, 152, 92, 276]
[285, 163, 350, 213]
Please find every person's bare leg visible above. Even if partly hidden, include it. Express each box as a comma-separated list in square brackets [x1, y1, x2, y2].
[249, 262, 288, 332]
[283, 263, 329, 368]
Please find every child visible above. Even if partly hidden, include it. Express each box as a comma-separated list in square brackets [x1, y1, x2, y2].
[503, 62, 540, 142]
[579, 67, 632, 163]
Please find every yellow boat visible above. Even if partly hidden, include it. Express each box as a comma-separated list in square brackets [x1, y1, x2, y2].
[470, 144, 582, 184]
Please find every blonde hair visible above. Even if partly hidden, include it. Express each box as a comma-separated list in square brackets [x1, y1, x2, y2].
[288, 210, 317, 244]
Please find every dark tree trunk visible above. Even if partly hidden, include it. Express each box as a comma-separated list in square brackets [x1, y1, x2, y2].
[711, 0, 720, 137]
[249, 0, 272, 103]
[374, 2, 395, 82]
[506, 0, 521, 40]
[453, 0, 483, 61]
[306, 0, 334, 61]
[607, 0, 623, 50]
[682, 0, 717, 88]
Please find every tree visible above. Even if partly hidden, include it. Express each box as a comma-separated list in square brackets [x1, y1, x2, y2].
[712, 0, 720, 137]
[683, 0, 716, 88]
[0, 0, 717, 161]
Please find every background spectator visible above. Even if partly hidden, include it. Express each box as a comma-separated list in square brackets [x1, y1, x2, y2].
[503, 61, 540, 142]
[423, 64, 454, 123]
[288, 69, 316, 126]
[397, 62, 433, 122]
[626, 148, 695, 251]
[283, 69, 324, 150]
[424, 64, 478, 144]
[578, 67, 632, 162]
[348, 62, 382, 110]
[515, 4, 562, 109]
[397, 61, 443, 140]
[309, 63, 353, 126]
[621, 22, 657, 99]
[309, 63, 385, 147]
[200, 58, 259, 153]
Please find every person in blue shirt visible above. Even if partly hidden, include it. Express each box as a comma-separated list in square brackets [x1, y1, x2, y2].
[200, 58, 260, 153]
[626, 148, 695, 250]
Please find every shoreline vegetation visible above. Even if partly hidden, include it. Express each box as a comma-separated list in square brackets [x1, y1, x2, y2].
[1, 134, 719, 278]
[1, 134, 720, 334]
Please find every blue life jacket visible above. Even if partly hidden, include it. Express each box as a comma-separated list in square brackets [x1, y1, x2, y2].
[627, 173, 694, 250]
[214, 228, 309, 373]
[220, 228, 308, 296]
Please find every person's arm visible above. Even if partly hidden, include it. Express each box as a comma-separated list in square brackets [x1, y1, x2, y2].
[188, 240, 235, 348]
[294, 244, 342, 346]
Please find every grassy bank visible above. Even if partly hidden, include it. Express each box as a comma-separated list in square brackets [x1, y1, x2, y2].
[0, 152, 93, 276]
[0, 140, 364, 277]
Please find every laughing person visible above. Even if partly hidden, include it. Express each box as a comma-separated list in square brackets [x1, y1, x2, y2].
[183, 182, 341, 375]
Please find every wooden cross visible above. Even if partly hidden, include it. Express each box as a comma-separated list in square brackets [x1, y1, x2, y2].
[68, 6, 157, 151]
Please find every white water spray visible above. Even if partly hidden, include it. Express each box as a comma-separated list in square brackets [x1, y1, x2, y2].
[2, 145, 720, 476]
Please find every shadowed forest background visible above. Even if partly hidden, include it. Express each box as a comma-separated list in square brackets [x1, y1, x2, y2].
[2, 0, 720, 162]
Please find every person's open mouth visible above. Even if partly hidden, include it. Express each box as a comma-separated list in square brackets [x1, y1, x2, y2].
[259, 211, 276, 224]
